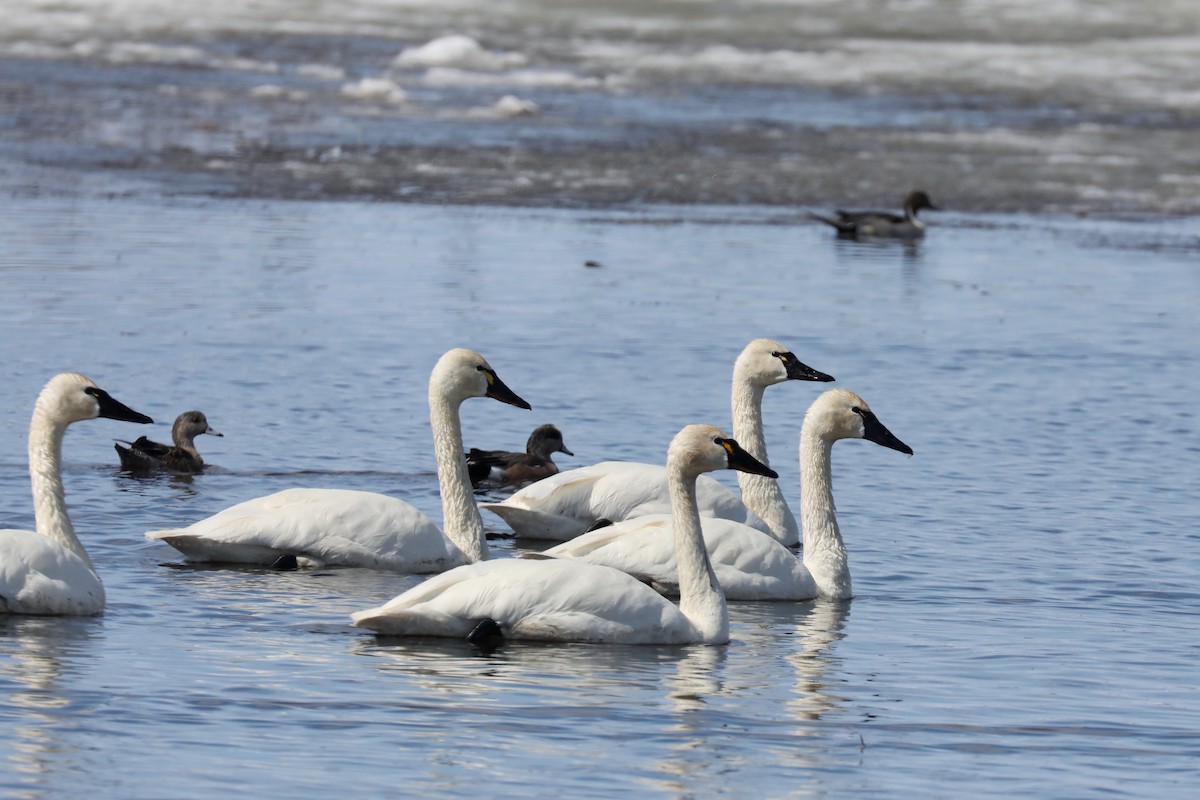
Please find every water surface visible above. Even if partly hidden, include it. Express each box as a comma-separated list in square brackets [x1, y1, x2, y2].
[1, 196, 1197, 798]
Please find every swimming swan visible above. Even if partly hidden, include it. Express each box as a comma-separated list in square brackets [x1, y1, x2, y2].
[479, 338, 832, 543]
[466, 423, 573, 487]
[115, 410, 222, 474]
[1, 373, 152, 616]
[143, 349, 529, 571]
[540, 388, 912, 601]
[350, 424, 777, 644]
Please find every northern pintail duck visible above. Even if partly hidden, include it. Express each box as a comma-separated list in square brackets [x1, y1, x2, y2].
[467, 424, 573, 488]
[809, 190, 939, 239]
[115, 410, 222, 474]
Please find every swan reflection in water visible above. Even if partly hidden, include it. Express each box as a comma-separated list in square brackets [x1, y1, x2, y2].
[0, 617, 99, 786]
[652, 599, 852, 791]
[352, 597, 852, 792]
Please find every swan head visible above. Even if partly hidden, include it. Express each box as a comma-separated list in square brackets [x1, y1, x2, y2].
[669, 424, 779, 479]
[806, 388, 912, 455]
[735, 338, 834, 387]
[174, 411, 222, 442]
[528, 424, 573, 457]
[36, 373, 154, 427]
[431, 348, 531, 409]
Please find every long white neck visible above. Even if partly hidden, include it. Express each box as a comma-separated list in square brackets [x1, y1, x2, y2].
[799, 429, 851, 600]
[429, 393, 488, 562]
[28, 401, 92, 568]
[669, 462, 728, 644]
[731, 376, 799, 545]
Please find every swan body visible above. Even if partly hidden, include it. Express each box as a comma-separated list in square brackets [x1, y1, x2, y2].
[351, 424, 778, 644]
[480, 460, 771, 542]
[481, 339, 832, 543]
[542, 388, 912, 601]
[809, 190, 939, 240]
[1, 373, 152, 616]
[115, 410, 222, 474]
[145, 349, 529, 571]
[466, 423, 573, 487]
[540, 514, 812, 601]
[145, 488, 461, 570]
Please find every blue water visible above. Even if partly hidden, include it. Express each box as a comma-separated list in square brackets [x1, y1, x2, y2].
[1, 196, 1198, 797]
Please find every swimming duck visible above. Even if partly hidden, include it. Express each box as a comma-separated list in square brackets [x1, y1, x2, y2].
[1, 373, 152, 616]
[466, 424, 574, 488]
[115, 410, 222, 474]
[809, 190, 939, 239]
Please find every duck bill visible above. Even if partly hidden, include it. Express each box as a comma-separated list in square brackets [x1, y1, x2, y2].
[94, 390, 153, 425]
[720, 437, 778, 479]
[558, 444, 575, 456]
[484, 370, 532, 410]
[861, 410, 913, 455]
[782, 352, 835, 383]
[206, 428, 224, 438]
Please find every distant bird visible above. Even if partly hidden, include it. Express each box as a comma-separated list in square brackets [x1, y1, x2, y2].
[115, 410, 222, 474]
[809, 190, 939, 239]
[466, 424, 574, 488]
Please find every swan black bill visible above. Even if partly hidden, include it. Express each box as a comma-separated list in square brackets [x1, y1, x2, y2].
[718, 437, 779, 479]
[779, 352, 836, 383]
[860, 410, 913, 455]
[87, 387, 153, 425]
[484, 370, 532, 410]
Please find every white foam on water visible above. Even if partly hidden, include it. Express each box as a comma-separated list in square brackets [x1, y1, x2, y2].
[447, 94, 541, 120]
[393, 35, 527, 70]
[297, 63, 348, 81]
[1, 1, 1197, 112]
[341, 77, 408, 104]
[420, 66, 606, 90]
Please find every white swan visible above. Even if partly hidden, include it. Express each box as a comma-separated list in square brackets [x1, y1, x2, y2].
[540, 388, 912, 601]
[1, 373, 153, 616]
[350, 425, 778, 645]
[480, 338, 832, 543]
[144, 349, 529, 571]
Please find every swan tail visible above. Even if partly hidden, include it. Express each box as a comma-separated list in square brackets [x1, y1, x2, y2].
[349, 606, 474, 637]
[144, 531, 313, 566]
[477, 503, 589, 541]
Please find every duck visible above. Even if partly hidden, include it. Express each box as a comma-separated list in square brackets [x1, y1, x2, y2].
[538, 388, 911, 601]
[143, 349, 529, 572]
[479, 338, 832, 543]
[115, 410, 222, 474]
[808, 190, 939, 239]
[1, 373, 152, 616]
[466, 424, 573, 488]
[350, 424, 777, 645]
